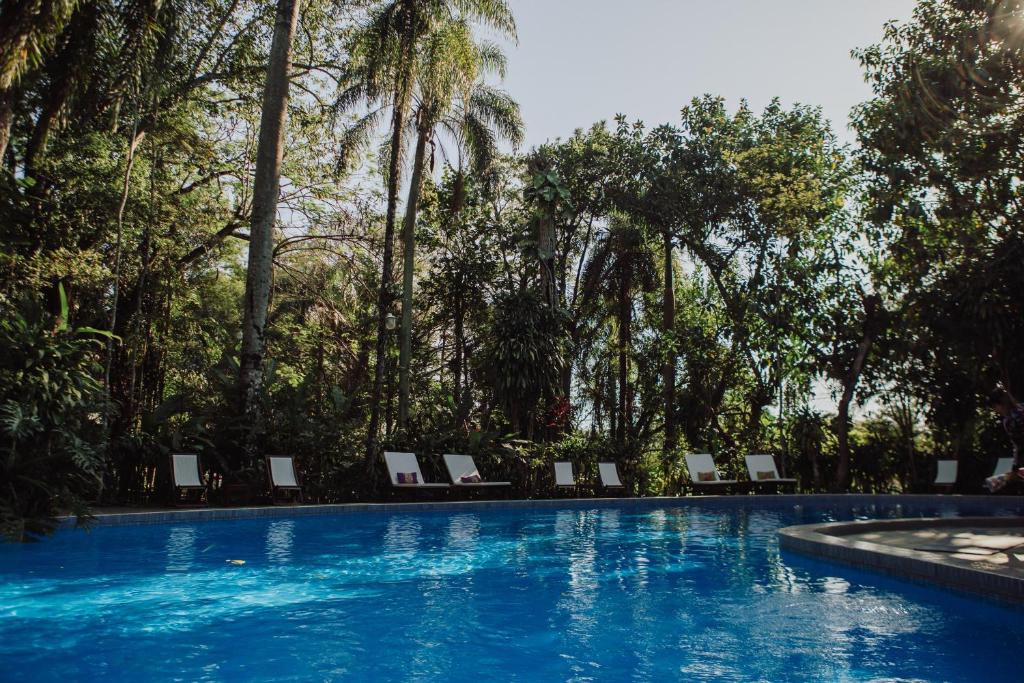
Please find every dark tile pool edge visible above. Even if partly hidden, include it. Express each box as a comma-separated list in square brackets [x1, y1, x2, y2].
[59, 493, 1021, 529]
[778, 516, 1024, 604]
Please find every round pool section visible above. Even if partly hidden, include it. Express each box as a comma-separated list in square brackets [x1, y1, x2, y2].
[2, 497, 1024, 682]
[780, 516, 1024, 603]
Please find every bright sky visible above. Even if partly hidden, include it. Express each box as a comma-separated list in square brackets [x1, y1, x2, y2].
[495, 0, 919, 150]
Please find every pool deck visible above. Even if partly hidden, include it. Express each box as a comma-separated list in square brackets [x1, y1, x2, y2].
[778, 516, 1024, 604]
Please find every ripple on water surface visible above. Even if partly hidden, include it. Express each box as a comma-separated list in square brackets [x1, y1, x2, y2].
[1, 501, 1023, 682]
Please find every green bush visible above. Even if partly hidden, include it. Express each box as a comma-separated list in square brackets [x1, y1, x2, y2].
[0, 286, 112, 541]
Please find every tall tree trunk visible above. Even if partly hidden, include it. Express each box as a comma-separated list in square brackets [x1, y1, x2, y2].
[103, 118, 143, 432]
[607, 357, 617, 440]
[808, 428, 823, 491]
[385, 348, 396, 437]
[365, 2, 416, 469]
[238, 0, 300, 469]
[0, 86, 14, 165]
[832, 295, 882, 491]
[662, 231, 676, 461]
[397, 115, 430, 430]
[617, 270, 631, 444]
[833, 327, 876, 491]
[452, 296, 464, 411]
[538, 214, 557, 310]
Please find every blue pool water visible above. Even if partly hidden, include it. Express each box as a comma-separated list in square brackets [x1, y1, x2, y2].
[2, 500, 1024, 682]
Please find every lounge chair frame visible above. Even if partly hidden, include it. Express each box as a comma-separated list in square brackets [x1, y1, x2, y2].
[266, 455, 304, 505]
[384, 452, 450, 497]
[993, 457, 1015, 477]
[598, 462, 626, 495]
[443, 454, 511, 497]
[744, 454, 797, 493]
[553, 461, 590, 496]
[169, 452, 208, 506]
[684, 453, 743, 495]
[989, 457, 1020, 495]
[933, 459, 958, 493]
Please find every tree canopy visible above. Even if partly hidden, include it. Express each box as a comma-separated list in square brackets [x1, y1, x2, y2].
[1, 0, 1020, 539]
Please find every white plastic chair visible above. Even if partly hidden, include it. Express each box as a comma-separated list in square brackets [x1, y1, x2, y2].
[598, 462, 624, 489]
[443, 454, 510, 487]
[384, 452, 449, 488]
[744, 454, 797, 489]
[684, 453, 738, 490]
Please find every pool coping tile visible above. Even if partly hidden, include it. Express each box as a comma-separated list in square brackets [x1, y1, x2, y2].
[61, 493, 1023, 529]
[778, 515, 1024, 604]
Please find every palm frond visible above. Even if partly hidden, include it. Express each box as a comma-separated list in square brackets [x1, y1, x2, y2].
[466, 84, 523, 147]
[460, 109, 497, 173]
[475, 40, 507, 79]
[451, 0, 517, 41]
[336, 107, 384, 174]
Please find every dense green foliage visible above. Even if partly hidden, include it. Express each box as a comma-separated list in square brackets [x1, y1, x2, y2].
[0, 287, 110, 540]
[1, 0, 1021, 536]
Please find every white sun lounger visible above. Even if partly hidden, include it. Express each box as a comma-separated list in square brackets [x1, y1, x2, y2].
[992, 457, 1015, 477]
[598, 462, 624, 489]
[443, 454, 510, 487]
[384, 451, 449, 488]
[170, 453, 207, 505]
[266, 455, 303, 504]
[684, 453, 739, 491]
[744, 454, 797, 490]
[933, 460, 958, 489]
[554, 461, 576, 488]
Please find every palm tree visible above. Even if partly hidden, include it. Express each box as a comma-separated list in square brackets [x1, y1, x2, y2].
[238, 0, 302, 468]
[0, 0, 79, 161]
[580, 217, 657, 443]
[396, 21, 522, 430]
[335, 0, 515, 467]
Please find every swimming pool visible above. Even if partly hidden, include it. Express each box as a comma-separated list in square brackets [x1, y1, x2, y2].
[2, 498, 1023, 682]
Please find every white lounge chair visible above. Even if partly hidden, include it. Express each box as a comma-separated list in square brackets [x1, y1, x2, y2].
[744, 454, 797, 491]
[554, 461, 576, 488]
[933, 459, 958, 491]
[684, 453, 739, 493]
[443, 453, 510, 487]
[384, 451, 449, 489]
[992, 457, 1015, 477]
[170, 453, 207, 505]
[598, 462, 625, 489]
[266, 455, 303, 504]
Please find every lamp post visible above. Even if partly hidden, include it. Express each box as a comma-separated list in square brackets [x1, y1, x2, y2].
[384, 311, 398, 331]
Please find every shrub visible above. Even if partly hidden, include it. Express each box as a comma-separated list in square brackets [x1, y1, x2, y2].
[0, 286, 112, 541]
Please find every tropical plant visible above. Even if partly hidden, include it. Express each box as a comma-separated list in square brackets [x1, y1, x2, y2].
[0, 285, 112, 541]
[336, 0, 516, 468]
[483, 289, 566, 439]
[395, 17, 522, 431]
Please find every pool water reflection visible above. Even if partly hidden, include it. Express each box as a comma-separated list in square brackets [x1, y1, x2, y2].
[1, 500, 1023, 682]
